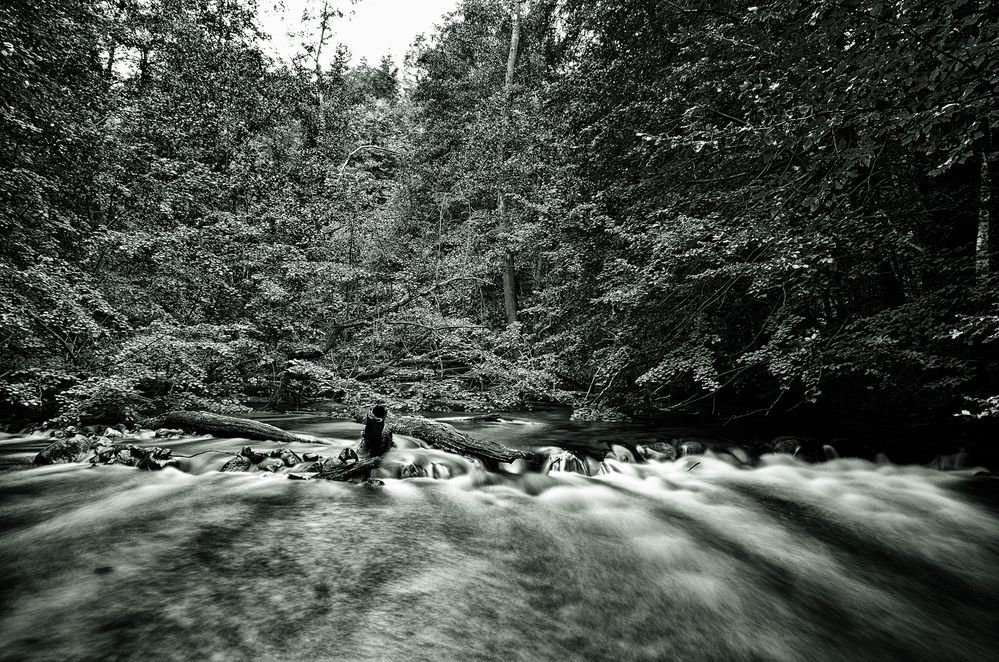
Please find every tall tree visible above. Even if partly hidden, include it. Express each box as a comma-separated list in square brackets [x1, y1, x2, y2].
[497, 0, 522, 324]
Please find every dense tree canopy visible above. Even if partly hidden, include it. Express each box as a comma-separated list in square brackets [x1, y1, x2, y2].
[1, 0, 997, 426]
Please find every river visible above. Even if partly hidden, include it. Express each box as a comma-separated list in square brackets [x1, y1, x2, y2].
[1, 412, 997, 661]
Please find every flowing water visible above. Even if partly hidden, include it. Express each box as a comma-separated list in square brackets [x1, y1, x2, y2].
[1, 413, 997, 662]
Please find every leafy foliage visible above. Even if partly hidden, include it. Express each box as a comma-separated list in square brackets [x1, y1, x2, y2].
[2, 0, 997, 425]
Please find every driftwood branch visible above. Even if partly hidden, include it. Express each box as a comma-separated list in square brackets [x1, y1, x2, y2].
[316, 456, 382, 481]
[146, 411, 319, 444]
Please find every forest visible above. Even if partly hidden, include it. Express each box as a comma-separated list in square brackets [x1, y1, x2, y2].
[2, 0, 998, 430]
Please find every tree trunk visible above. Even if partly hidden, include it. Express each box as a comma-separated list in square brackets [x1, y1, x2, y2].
[350, 410, 535, 465]
[987, 139, 999, 274]
[146, 411, 318, 444]
[497, 1, 522, 325]
[316, 456, 382, 481]
[977, 149, 991, 282]
[499, 192, 519, 323]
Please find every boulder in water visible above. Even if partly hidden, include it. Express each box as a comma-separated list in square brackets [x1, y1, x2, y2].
[302, 452, 319, 462]
[91, 445, 175, 470]
[240, 447, 267, 463]
[822, 444, 840, 461]
[257, 458, 284, 473]
[606, 444, 636, 463]
[677, 440, 706, 457]
[137, 455, 178, 471]
[154, 428, 184, 439]
[771, 437, 802, 455]
[103, 428, 125, 439]
[220, 455, 252, 472]
[34, 435, 93, 465]
[277, 449, 302, 467]
[637, 442, 676, 462]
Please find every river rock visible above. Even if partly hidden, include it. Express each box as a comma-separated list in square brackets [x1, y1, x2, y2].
[677, 440, 706, 457]
[606, 444, 636, 463]
[99, 445, 172, 469]
[637, 442, 676, 462]
[278, 449, 302, 467]
[91, 445, 116, 463]
[239, 447, 267, 463]
[103, 428, 124, 439]
[154, 428, 184, 439]
[338, 447, 359, 464]
[257, 458, 284, 473]
[311, 457, 340, 473]
[302, 452, 319, 462]
[34, 435, 94, 465]
[219, 455, 252, 472]
[138, 455, 178, 471]
[288, 472, 314, 481]
[771, 437, 802, 455]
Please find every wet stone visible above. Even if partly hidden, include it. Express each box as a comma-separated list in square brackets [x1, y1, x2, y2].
[240, 447, 267, 463]
[302, 452, 319, 462]
[34, 435, 94, 465]
[771, 438, 801, 455]
[219, 455, 252, 472]
[257, 458, 284, 473]
[606, 444, 636, 463]
[138, 456, 178, 471]
[638, 442, 676, 462]
[677, 441, 706, 457]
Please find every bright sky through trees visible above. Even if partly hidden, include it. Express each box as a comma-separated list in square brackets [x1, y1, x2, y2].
[258, 0, 459, 68]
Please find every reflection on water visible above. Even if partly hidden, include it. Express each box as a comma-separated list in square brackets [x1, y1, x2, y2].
[0, 414, 997, 662]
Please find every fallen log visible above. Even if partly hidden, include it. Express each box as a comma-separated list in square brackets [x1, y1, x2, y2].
[145, 411, 317, 444]
[316, 456, 382, 481]
[352, 409, 534, 465]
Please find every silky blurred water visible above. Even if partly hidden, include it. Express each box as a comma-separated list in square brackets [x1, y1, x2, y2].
[0, 414, 997, 662]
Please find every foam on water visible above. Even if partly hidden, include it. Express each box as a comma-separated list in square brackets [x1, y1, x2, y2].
[0, 423, 997, 661]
